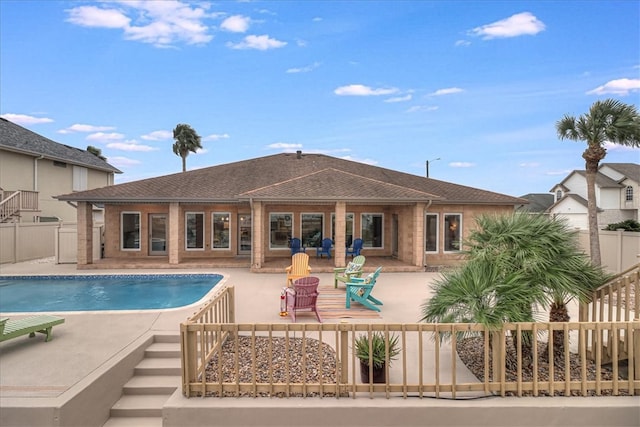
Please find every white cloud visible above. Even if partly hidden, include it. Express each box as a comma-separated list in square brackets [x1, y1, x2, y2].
[546, 169, 573, 176]
[141, 130, 172, 141]
[0, 113, 53, 125]
[406, 105, 439, 113]
[586, 78, 640, 96]
[334, 84, 399, 96]
[221, 15, 250, 33]
[449, 162, 475, 168]
[469, 12, 545, 40]
[106, 140, 158, 152]
[86, 132, 125, 142]
[604, 141, 640, 151]
[227, 34, 287, 50]
[338, 156, 378, 166]
[286, 62, 321, 73]
[108, 156, 141, 167]
[66, 1, 214, 47]
[203, 133, 230, 141]
[59, 123, 115, 134]
[455, 39, 471, 47]
[429, 87, 464, 96]
[312, 17, 322, 22]
[519, 162, 540, 168]
[268, 142, 302, 150]
[385, 94, 412, 103]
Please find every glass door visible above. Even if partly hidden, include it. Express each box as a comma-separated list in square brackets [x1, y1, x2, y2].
[238, 214, 251, 255]
[149, 214, 167, 256]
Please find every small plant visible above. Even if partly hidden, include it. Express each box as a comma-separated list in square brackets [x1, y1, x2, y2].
[605, 219, 640, 232]
[354, 331, 400, 369]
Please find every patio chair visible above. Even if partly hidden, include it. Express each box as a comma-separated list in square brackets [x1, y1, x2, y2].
[333, 255, 366, 288]
[285, 252, 311, 287]
[346, 238, 363, 258]
[285, 277, 322, 322]
[346, 267, 383, 312]
[316, 238, 333, 259]
[0, 315, 65, 343]
[290, 237, 305, 256]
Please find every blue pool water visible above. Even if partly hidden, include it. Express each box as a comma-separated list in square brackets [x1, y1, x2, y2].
[0, 274, 223, 312]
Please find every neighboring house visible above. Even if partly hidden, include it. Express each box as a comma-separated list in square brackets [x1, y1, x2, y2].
[0, 118, 121, 223]
[547, 163, 640, 230]
[56, 150, 527, 270]
[517, 193, 554, 214]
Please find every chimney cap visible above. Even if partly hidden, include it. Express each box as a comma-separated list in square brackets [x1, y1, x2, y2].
[296, 150, 302, 159]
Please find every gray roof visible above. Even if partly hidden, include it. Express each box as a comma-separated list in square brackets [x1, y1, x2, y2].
[517, 193, 554, 212]
[601, 163, 640, 183]
[0, 117, 121, 174]
[56, 151, 528, 206]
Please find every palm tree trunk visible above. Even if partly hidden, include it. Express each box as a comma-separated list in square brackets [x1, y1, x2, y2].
[181, 155, 187, 172]
[548, 301, 571, 363]
[583, 147, 604, 266]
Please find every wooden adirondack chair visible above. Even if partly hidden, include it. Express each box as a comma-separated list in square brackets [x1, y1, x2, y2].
[285, 277, 322, 322]
[346, 267, 383, 312]
[285, 252, 311, 287]
[0, 315, 65, 343]
[333, 255, 366, 288]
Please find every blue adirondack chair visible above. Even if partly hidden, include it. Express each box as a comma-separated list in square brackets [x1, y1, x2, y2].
[346, 238, 363, 258]
[316, 238, 333, 259]
[290, 237, 305, 256]
[346, 267, 383, 312]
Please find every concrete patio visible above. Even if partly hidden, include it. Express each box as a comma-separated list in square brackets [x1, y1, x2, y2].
[1, 259, 639, 427]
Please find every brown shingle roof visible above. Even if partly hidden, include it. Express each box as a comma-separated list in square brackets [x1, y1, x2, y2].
[56, 152, 527, 206]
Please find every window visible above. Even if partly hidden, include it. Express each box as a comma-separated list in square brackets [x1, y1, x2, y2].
[121, 212, 140, 250]
[301, 213, 323, 247]
[444, 214, 461, 252]
[626, 186, 634, 202]
[425, 213, 438, 252]
[186, 212, 204, 250]
[73, 166, 88, 191]
[361, 213, 383, 248]
[555, 190, 563, 201]
[270, 213, 292, 249]
[331, 213, 354, 247]
[212, 213, 230, 249]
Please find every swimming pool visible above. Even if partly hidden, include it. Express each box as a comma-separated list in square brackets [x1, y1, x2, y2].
[0, 274, 223, 312]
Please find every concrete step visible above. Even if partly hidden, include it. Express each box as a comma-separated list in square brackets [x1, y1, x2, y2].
[153, 334, 180, 344]
[134, 357, 181, 376]
[103, 416, 163, 427]
[145, 342, 181, 359]
[123, 375, 180, 395]
[109, 395, 168, 418]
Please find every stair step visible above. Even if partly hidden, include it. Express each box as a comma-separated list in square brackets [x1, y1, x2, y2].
[123, 375, 180, 395]
[154, 334, 180, 344]
[103, 416, 163, 427]
[145, 342, 181, 358]
[134, 358, 181, 376]
[110, 395, 168, 418]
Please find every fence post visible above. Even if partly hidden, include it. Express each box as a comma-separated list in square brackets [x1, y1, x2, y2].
[491, 330, 503, 393]
[339, 320, 350, 385]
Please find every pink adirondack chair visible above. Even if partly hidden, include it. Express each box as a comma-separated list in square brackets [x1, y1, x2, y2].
[285, 277, 322, 323]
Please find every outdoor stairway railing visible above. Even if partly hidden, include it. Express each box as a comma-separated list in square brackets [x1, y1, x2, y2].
[181, 284, 640, 399]
[0, 190, 39, 222]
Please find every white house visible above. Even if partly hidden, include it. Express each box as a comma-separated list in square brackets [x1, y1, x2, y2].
[547, 163, 639, 229]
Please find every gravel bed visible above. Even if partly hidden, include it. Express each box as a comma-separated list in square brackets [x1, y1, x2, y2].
[456, 337, 630, 396]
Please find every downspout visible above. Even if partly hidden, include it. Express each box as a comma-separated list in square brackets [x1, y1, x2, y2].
[423, 199, 433, 271]
[249, 197, 254, 269]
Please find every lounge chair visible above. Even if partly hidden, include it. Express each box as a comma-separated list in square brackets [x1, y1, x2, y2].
[289, 237, 305, 256]
[285, 252, 311, 287]
[285, 277, 322, 323]
[333, 255, 366, 288]
[346, 267, 383, 312]
[315, 238, 333, 259]
[0, 315, 65, 343]
[346, 238, 363, 258]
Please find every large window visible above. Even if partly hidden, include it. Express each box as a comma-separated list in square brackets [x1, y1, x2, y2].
[301, 213, 323, 247]
[361, 213, 383, 248]
[444, 214, 461, 252]
[270, 213, 292, 249]
[121, 212, 140, 250]
[425, 213, 438, 252]
[212, 213, 230, 249]
[626, 186, 634, 202]
[331, 213, 354, 247]
[186, 212, 204, 250]
[73, 166, 88, 191]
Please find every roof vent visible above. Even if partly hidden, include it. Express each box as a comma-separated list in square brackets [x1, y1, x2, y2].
[296, 150, 302, 159]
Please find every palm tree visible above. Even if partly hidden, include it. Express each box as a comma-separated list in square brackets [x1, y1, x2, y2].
[172, 123, 202, 172]
[421, 213, 608, 361]
[556, 99, 640, 265]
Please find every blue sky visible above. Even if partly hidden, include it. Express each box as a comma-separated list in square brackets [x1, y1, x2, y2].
[1, 1, 638, 197]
